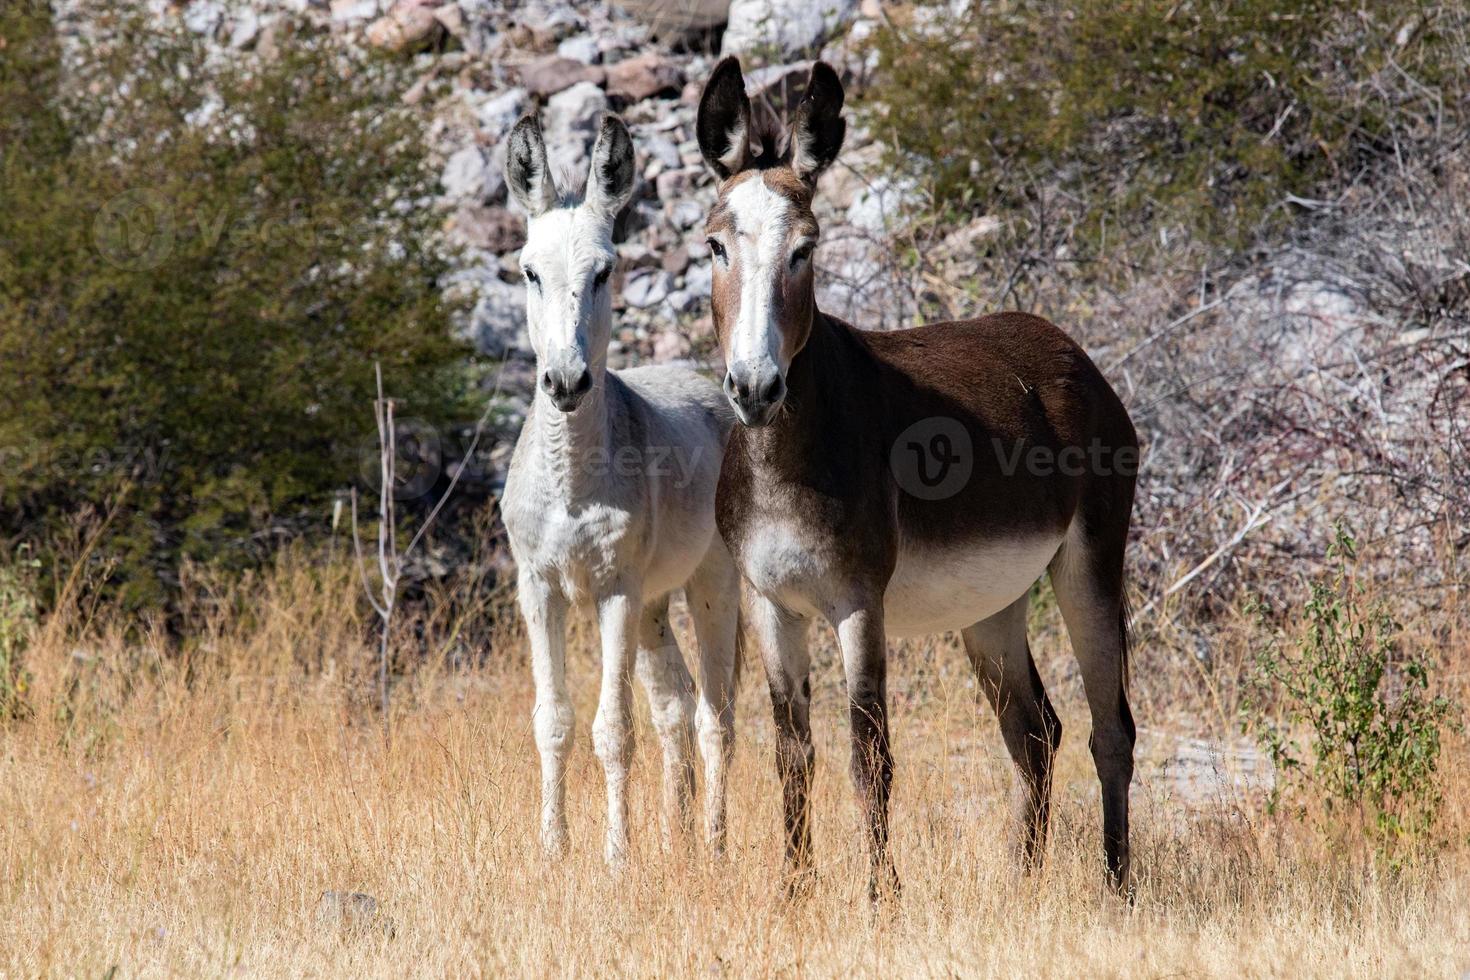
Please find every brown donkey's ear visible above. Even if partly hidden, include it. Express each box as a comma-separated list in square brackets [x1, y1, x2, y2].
[697, 56, 752, 179]
[789, 62, 845, 185]
[584, 114, 636, 219]
[505, 114, 557, 217]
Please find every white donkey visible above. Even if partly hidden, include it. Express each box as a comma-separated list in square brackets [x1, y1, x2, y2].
[499, 113, 741, 864]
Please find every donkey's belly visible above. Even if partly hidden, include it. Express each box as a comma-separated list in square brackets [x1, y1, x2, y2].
[884, 534, 1062, 636]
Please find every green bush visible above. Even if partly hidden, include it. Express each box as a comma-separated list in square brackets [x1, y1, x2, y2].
[864, 0, 1467, 245]
[1243, 524, 1455, 860]
[0, 6, 473, 607]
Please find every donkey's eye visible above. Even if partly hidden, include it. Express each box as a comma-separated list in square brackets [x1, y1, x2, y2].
[524, 268, 540, 288]
[707, 238, 727, 262]
[593, 266, 611, 288]
[790, 244, 815, 269]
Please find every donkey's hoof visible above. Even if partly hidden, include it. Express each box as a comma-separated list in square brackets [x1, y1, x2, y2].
[782, 865, 818, 903]
[868, 864, 901, 908]
[541, 827, 569, 860]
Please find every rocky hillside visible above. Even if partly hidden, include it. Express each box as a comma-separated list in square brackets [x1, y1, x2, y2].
[149, 0, 907, 382]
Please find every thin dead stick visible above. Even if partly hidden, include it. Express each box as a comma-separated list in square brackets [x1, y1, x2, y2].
[1139, 481, 1288, 619]
[350, 360, 506, 742]
[1107, 297, 1227, 372]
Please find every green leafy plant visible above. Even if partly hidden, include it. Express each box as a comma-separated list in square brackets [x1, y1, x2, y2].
[863, 1, 1467, 247]
[0, 5, 474, 608]
[0, 547, 40, 717]
[1243, 524, 1456, 860]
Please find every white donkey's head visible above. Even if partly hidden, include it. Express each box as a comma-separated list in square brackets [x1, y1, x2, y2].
[505, 113, 636, 413]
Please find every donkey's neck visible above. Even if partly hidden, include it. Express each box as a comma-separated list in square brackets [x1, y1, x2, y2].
[531, 374, 611, 503]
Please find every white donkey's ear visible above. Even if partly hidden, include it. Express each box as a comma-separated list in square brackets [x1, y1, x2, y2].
[788, 61, 845, 185]
[697, 56, 752, 179]
[505, 114, 557, 217]
[585, 114, 635, 219]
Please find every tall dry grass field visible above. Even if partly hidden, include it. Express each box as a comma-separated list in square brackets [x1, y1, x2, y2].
[2, 557, 1467, 977]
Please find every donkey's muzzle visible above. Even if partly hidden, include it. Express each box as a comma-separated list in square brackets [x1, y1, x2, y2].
[724, 362, 786, 427]
[541, 364, 593, 412]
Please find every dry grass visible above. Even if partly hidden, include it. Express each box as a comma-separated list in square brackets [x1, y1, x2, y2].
[3, 558, 1468, 978]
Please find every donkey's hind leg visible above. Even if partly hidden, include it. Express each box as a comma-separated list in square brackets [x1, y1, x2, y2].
[1049, 523, 1136, 895]
[685, 537, 741, 856]
[635, 595, 698, 849]
[962, 592, 1061, 872]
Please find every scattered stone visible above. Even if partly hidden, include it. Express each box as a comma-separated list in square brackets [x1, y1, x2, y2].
[365, 0, 446, 53]
[667, 199, 705, 230]
[938, 216, 1003, 258]
[182, 0, 224, 38]
[613, 0, 730, 31]
[641, 133, 683, 172]
[467, 277, 530, 357]
[744, 60, 812, 108]
[330, 0, 380, 26]
[476, 88, 529, 139]
[518, 55, 606, 98]
[433, 3, 467, 43]
[605, 53, 685, 104]
[227, 9, 261, 50]
[684, 260, 712, 298]
[665, 289, 701, 314]
[661, 244, 690, 276]
[441, 144, 492, 202]
[448, 205, 526, 253]
[314, 891, 394, 939]
[256, 17, 290, 61]
[622, 268, 673, 309]
[654, 167, 697, 204]
[544, 81, 608, 181]
[722, 0, 858, 59]
[653, 328, 692, 361]
[845, 176, 914, 233]
[557, 35, 601, 65]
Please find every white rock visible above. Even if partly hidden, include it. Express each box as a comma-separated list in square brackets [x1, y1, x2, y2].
[722, 0, 858, 59]
[467, 277, 530, 357]
[668, 199, 705, 230]
[544, 82, 608, 183]
[622, 268, 673, 309]
[442, 145, 491, 202]
[227, 9, 261, 49]
[845, 176, 914, 233]
[476, 88, 528, 140]
[684, 261, 712, 298]
[665, 289, 700, 314]
[557, 35, 601, 65]
[641, 133, 682, 172]
[182, 0, 224, 36]
[330, 0, 380, 25]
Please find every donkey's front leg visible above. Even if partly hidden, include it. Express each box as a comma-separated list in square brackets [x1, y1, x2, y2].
[521, 570, 573, 856]
[834, 602, 898, 903]
[749, 593, 814, 891]
[634, 596, 697, 850]
[593, 581, 641, 866]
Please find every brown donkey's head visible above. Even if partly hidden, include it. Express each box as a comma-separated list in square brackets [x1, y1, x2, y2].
[696, 57, 845, 427]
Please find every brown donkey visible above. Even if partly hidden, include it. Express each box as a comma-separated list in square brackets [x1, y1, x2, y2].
[696, 58, 1140, 899]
